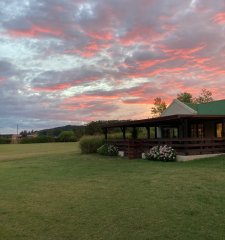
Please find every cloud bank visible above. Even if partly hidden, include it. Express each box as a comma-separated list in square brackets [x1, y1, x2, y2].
[0, 0, 225, 133]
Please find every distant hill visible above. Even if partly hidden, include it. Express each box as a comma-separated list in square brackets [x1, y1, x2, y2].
[38, 125, 85, 137]
[37, 120, 125, 137]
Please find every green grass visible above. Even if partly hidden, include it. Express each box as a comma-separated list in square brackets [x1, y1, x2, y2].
[0, 143, 225, 240]
[0, 142, 79, 161]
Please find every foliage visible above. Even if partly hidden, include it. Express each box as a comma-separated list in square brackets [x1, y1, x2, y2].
[18, 121, 128, 143]
[152, 89, 214, 116]
[58, 131, 76, 142]
[177, 92, 193, 103]
[38, 125, 85, 139]
[107, 132, 133, 139]
[0, 137, 11, 144]
[97, 144, 119, 156]
[85, 120, 124, 136]
[73, 127, 85, 140]
[145, 145, 176, 162]
[20, 136, 55, 144]
[151, 97, 167, 117]
[176, 89, 214, 104]
[85, 121, 105, 135]
[194, 88, 214, 103]
[79, 135, 104, 154]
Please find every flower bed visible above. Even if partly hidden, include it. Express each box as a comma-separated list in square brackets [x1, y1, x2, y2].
[145, 145, 176, 162]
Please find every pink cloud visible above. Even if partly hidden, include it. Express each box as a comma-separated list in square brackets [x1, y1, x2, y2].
[33, 83, 72, 92]
[119, 26, 161, 46]
[32, 75, 100, 92]
[7, 24, 64, 38]
[87, 31, 113, 41]
[64, 41, 111, 58]
[0, 77, 5, 82]
[213, 13, 225, 25]
[161, 44, 206, 58]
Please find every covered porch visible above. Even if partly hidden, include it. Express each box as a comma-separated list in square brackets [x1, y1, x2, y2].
[102, 115, 225, 159]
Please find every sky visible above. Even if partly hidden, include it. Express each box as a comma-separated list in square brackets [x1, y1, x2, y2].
[0, 0, 225, 134]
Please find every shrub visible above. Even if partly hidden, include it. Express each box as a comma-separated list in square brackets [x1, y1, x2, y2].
[20, 136, 55, 144]
[79, 135, 104, 154]
[145, 145, 176, 162]
[0, 137, 11, 144]
[97, 144, 108, 155]
[57, 131, 76, 142]
[97, 144, 119, 156]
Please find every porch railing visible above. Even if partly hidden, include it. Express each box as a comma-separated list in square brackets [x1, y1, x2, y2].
[107, 138, 225, 158]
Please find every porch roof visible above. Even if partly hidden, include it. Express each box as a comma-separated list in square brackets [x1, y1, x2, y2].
[102, 114, 225, 129]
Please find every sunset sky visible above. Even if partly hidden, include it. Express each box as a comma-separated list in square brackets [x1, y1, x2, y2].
[0, 0, 225, 133]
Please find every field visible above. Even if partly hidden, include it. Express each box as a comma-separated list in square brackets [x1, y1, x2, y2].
[0, 143, 225, 240]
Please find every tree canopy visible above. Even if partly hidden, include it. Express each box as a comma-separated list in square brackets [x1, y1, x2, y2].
[194, 88, 214, 103]
[151, 88, 214, 116]
[58, 131, 75, 142]
[151, 97, 167, 117]
[177, 92, 193, 103]
[176, 89, 213, 104]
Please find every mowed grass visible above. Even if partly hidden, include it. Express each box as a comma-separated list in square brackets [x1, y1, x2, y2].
[0, 142, 79, 161]
[0, 143, 225, 240]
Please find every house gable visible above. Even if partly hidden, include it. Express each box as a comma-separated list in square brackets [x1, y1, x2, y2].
[161, 99, 197, 117]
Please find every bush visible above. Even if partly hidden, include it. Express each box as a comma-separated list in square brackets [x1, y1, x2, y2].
[57, 131, 76, 142]
[79, 135, 104, 154]
[20, 136, 55, 144]
[97, 144, 119, 156]
[145, 145, 176, 162]
[0, 137, 11, 144]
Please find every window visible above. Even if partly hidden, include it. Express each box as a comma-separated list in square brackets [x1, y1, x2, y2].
[198, 124, 204, 138]
[150, 127, 156, 138]
[216, 123, 222, 138]
[191, 124, 197, 138]
[191, 123, 204, 138]
[162, 127, 178, 138]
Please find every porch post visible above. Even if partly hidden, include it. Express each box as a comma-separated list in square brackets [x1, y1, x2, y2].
[132, 127, 137, 139]
[121, 127, 126, 139]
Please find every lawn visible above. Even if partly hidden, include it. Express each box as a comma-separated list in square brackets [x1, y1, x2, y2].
[0, 142, 79, 161]
[0, 143, 225, 240]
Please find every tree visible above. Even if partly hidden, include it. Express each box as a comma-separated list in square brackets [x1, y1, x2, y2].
[152, 88, 213, 116]
[177, 92, 193, 103]
[85, 121, 105, 135]
[194, 88, 214, 103]
[20, 130, 28, 137]
[58, 131, 75, 142]
[151, 97, 167, 117]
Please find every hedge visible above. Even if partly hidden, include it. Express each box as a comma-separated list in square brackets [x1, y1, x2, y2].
[79, 135, 104, 154]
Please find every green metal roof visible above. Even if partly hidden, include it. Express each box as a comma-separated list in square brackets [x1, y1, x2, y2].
[184, 99, 225, 115]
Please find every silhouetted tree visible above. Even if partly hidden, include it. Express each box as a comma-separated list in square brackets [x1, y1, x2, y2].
[58, 131, 75, 142]
[177, 92, 193, 103]
[151, 97, 167, 117]
[194, 88, 214, 103]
